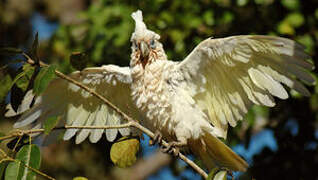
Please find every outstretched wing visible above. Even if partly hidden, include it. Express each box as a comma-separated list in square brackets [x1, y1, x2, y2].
[7, 65, 140, 144]
[177, 35, 315, 138]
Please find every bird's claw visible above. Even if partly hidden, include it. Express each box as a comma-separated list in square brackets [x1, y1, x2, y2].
[161, 142, 180, 156]
[149, 131, 163, 146]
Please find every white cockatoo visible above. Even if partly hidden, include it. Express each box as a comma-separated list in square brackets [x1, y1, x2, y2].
[7, 10, 315, 172]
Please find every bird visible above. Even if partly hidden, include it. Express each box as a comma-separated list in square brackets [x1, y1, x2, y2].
[6, 10, 315, 172]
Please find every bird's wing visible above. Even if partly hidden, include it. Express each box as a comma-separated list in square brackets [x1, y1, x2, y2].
[7, 65, 140, 144]
[177, 35, 315, 138]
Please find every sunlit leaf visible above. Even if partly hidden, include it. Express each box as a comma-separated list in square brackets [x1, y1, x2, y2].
[33, 65, 56, 95]
[281, 0, 299, 10]
[203, 11, 215, 26]
[5, 161, 20, 180]
[277, 21, 294, 35]
[5, 144, 41, 180]
[43, 116, 61, 135]
[285, 13, 304, 28]
[110, 137, 139, 168]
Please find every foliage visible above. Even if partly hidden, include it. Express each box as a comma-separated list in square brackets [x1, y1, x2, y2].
[5, 144, 41, 180]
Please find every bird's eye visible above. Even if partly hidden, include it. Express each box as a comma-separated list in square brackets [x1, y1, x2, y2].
[150, 39, 156, 49]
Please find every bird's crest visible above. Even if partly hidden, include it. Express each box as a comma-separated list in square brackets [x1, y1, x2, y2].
[131, 10, 160, 41]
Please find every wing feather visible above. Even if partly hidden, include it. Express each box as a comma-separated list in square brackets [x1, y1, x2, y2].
[178, 35, 315, 137]
[8, 65, 140, 143]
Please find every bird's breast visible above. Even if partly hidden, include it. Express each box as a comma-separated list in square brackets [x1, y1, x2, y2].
[130, 62, 178, 137]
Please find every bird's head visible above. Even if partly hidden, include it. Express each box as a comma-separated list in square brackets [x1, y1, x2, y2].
[130, 10, 167, 68]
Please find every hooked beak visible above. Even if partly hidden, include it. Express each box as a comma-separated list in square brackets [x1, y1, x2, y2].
[139, 41, 150, 59]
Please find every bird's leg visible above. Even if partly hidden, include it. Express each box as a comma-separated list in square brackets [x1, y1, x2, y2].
[161, 138, 187, 156]
[149, 130, 163, 146]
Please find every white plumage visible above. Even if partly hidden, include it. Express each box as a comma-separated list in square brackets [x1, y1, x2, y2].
[7, 10, 315, 172]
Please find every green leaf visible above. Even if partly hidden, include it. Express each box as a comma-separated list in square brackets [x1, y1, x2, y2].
[296, 35, 314, 53]
[0, 47, 23, 56]
[281, 0, 299, 10]
[0, 75, 12, 102]
[110, 137, 139, 168]
[73, 177, 88, 180]
[10, 64, 35, 112]
[33, 65, 56, 95]
[70, 52, 88, 71]
[0, 161, 7, 179]
[277, 21, 294, 35]
[5, 144, 41, 180]
[14, 64, 35, 91]
[285, 13, 304, 28]
[5, 161, 21, 180]
[43, 116, 61, 135]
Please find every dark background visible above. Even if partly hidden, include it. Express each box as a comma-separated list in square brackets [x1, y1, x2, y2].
[0, 0, 318, 179]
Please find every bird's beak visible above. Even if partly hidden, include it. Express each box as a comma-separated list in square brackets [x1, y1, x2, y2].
[140, 41, 150, 59]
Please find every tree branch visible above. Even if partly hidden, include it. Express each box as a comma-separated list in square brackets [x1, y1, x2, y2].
[18, 54, 209, 179]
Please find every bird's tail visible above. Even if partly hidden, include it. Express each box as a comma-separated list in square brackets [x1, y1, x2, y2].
[189, 130, 248, 172]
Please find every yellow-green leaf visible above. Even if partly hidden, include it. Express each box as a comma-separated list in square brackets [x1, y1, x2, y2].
[277, 21, 294, 35]
[43, 116, 61, 135]
[285, 13, 304, 28]
[33, 65, 56, 95]
[110, 137, 139, 168]
[73, 177, 88, 180]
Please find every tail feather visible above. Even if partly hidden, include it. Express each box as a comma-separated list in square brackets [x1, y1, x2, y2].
[190, 131, 248, 172]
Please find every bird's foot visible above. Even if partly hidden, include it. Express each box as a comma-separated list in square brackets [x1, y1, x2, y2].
[149, 130, 163, 146]
[161, 141, 186, 157]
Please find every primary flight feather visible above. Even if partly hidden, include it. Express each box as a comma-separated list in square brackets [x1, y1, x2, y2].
[7, 10, 315, 172]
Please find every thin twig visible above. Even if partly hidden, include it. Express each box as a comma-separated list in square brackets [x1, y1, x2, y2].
[21, 55, 209, 179]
